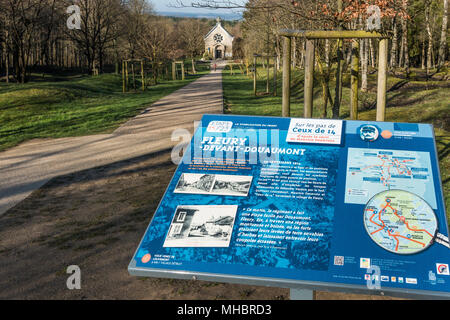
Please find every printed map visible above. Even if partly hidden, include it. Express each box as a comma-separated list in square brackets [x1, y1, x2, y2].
[364, 190, 437, 254]
[345, 148, 436, 209]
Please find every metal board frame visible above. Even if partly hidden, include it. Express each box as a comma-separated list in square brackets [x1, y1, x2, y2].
[128, 114, 450, 300]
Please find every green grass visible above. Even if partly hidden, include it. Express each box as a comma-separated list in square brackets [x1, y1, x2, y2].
[223, 65, 450, 225]
[0, 63, 209, 151]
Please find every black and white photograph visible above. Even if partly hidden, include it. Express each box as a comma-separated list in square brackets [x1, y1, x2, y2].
[174, 173, 252, 197]
[211, 175, 253, 196]
[163, 205, 238, 247]
[174, 173, 215, 194]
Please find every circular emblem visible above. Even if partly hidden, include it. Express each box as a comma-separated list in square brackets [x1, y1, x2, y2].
[359, 125, 379, 142]
[381, 130, 393, 139]
[214, 34, 223, 43]
[141, 253, 151, 263]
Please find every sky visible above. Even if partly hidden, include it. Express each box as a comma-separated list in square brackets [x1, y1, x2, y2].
[152, 0, 245, 15]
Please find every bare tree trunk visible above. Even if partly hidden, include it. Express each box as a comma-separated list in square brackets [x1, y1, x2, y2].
[292, 37, 296, 68]
[4, 29, 9, 83]
[361, 39, 368, 92]
[438, 0, 448, 69]
[425, 3, 434, 72]
[399, 35, 404, 67]
[391, 19, 398, 68]
[369, 39, 376, 68]
[192, 58, 196, 74]
[401, 0, 410, 76]
[422, 37, 426, 69]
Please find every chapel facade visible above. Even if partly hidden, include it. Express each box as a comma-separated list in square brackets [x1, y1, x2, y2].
[204, 18, 234, 60]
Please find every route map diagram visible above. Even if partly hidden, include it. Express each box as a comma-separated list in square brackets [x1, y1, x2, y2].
[345, 148, 437, 209]
[364, 190, 438, 254]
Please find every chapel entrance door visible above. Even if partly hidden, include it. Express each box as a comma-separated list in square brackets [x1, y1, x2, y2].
[215, 48, 222, 59]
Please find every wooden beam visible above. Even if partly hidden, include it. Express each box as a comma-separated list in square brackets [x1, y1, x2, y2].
[376, 38, 388, 121]
[278, 29, 389, 39]
[282, 36, 291, 117]
[304, 39, 315, 118]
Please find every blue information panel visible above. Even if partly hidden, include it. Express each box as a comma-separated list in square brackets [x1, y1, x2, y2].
[128, 114, 450, 298]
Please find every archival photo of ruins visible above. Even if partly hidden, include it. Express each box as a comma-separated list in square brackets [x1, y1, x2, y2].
[210, 175, 252, 196]
[174, 173, 252, 197]
[163, 205, 238, 248]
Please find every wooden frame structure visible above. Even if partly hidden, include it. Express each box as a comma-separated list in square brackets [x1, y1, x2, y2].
[253, 53, 278, 97]
[279, 30, 390, 121]
[172, 61, 185, 81]
[122, 59, 146, 92]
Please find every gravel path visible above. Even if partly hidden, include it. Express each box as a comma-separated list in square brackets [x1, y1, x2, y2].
[0, 63, 225, 216]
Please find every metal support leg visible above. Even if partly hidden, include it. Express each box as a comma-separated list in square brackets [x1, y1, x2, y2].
[290, 288, 314, 300]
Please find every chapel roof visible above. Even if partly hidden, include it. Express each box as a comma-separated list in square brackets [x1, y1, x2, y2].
[204, 17, 234, 41]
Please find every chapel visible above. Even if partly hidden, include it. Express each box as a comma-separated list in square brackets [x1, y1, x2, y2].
[204, 18, 234, 59]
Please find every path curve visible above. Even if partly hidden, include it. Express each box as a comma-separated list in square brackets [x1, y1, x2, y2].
[0, 62, 226, 215]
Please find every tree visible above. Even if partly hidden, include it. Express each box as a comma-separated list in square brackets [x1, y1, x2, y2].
[178, 19, 209, 73]
[134, 15, 177, 82]
[65, 0, 126, 74]
[437, 0, 448, 69]
[0, 0, 55, 83]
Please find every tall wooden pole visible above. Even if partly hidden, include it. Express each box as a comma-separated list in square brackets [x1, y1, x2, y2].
[125, 61, 129, 90]
[181, 63, 185, 81]
[376, 38, 388, 121]
[266, 55, 270, 93]
[122, 61, 126, 93]
[131, 63, 136, 90]
[273, 57, 277, 96]
[253, 56, 257, 96]
[350, 40, 360, 120]
[141, 60, 145, 91]
[282, 37, 291, 117]
[304, 39, 315, 118]
[172, 62, 176, 80]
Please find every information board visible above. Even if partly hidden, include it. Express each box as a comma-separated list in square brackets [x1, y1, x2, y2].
[128, 114, 450, 299]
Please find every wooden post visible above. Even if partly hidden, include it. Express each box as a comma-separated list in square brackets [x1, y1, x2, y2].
[282, 37, 291, 117]
[350, 40, 360, 120]
[172, 62, 176, 80]
[131, 63, 136, 90]
[125, 61, 129, 90]
[273, 57, 277, 96]
[304, 39, 315, 118]
[122, 61, 126, 93]
[376, 38, 388, 122]
[253, 56, 257, 96]
[266, 55, 270, 93]
[141, 60, 145, 91]
[181, 62, 185, 81]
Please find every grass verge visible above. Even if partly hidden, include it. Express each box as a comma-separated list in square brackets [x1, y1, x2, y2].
[0, 63, 209, 151]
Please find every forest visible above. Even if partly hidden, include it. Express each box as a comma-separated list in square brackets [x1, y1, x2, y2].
[0, 0, 241, 83]
[0, 1, 447, 84]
